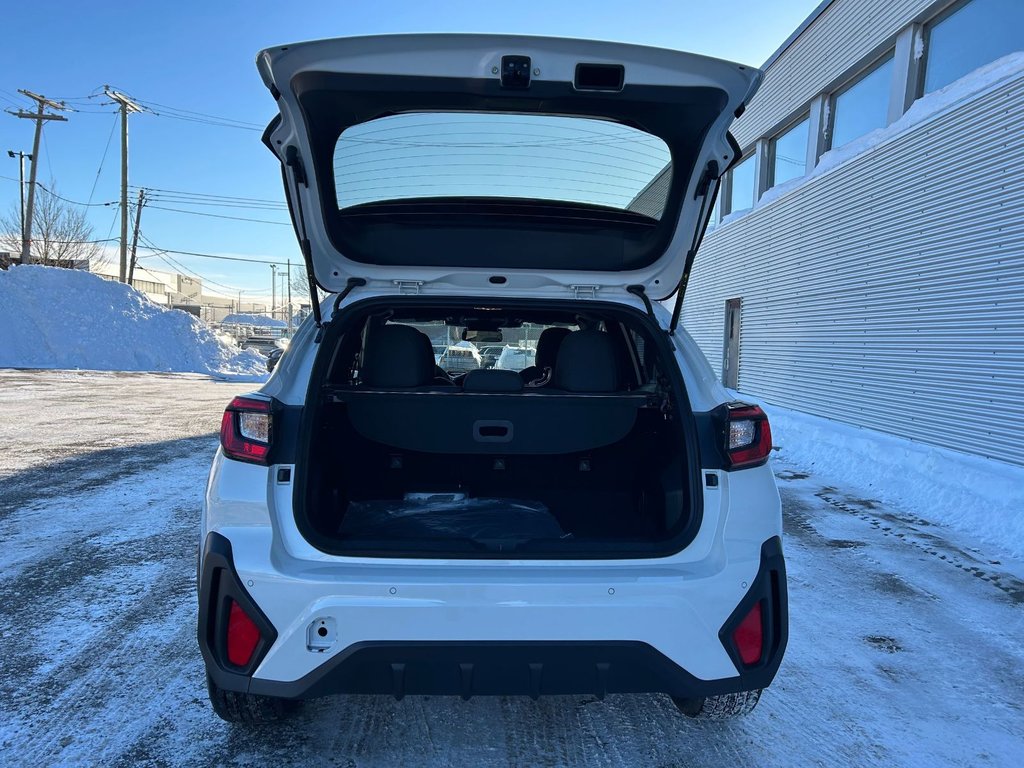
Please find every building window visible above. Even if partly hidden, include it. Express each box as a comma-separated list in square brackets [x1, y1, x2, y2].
[727, 152, 757, 214]
[923, 0, 1024, 94]
[830, 55, 895, 149]
[770, 117, 809, 187]
[707, 188, 722, 232]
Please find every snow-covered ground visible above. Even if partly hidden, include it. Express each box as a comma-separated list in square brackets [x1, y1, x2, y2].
[1, 369, 1022, 767]
[0, 265, 267, 379]
[768, 404, 1024, 561]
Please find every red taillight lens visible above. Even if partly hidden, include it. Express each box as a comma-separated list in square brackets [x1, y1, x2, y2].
[724, 403, 772, 469]
[226, 599, 261, 667]
[220, 396, 271, 464]
[732, 600, 764, 666]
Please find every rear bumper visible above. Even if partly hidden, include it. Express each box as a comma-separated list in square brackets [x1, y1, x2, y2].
[199, 533, 787, 700]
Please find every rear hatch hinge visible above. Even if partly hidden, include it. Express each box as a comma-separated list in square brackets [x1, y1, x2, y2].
[393, 280, 424, 295]
[569, 284, 600, 300]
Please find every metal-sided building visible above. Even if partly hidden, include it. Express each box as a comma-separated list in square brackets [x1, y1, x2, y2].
[676, 0, 1024, 466]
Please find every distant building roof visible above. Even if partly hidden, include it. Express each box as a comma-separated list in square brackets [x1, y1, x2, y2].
[220, 313, 287, 328]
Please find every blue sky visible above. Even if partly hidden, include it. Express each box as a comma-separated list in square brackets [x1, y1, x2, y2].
[0, 0, 820, 301]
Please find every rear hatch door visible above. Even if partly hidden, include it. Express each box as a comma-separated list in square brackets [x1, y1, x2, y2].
[258, 34, 760, 301]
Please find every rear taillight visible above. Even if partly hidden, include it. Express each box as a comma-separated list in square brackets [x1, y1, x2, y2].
[732, 600, 764, 666]
[723, 403, 772, 469]
[220, 396, 272, 464]
[226, 600, 261, 667]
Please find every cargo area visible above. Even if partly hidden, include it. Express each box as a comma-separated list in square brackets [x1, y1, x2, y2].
[294, 299, 702, 557]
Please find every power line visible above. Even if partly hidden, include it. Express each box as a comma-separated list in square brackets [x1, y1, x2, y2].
[131, 184, 286, 205]
[137, 233, 250, 296]
[132, 97, 263, 126]
[35, 182, 116, 207]
[87, 112, 119, 205]
[40, 129, 55, 183]
[145, 204, 290, 226]
[143, 196, 287, 212]
[2, 236, 119, 245]
[134, 242, 287, 265]
[120, 94, 265, 132]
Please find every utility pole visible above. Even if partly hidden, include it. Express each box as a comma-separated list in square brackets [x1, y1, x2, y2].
[104, 88, 143, 282]
[286, 259, 293, 333]
[6, 150, 31, 247]
[127, 189, 146, 286]
[8, 91, 68, 264]
[270, 264, 277, 321]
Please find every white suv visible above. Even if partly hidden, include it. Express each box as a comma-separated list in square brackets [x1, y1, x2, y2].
[199, 34, 787, 724]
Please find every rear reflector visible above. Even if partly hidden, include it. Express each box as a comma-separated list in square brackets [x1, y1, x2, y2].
[227, 600, 261, 667]
[732, 600, 764, 666]
[220, 396, 272, 464]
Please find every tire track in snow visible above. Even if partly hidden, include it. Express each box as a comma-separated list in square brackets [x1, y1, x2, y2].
[4, 373, 1024, 767]
[0, 450, 216, 765]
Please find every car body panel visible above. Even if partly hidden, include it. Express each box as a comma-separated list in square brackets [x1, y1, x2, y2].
[200, 34, 783, 704]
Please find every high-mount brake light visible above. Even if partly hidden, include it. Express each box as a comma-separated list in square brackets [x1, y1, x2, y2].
[723, 403, 772, 469]
[220, 396, 272, 464]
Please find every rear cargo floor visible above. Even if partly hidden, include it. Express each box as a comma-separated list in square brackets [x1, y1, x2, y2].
[305, 405, 677, 547]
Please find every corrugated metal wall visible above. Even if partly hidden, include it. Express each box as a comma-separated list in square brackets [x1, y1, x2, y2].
[732, 0, 935, 147]
[682, 72, 1024, 466]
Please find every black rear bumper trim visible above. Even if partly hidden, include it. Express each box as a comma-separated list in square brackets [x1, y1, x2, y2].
[203, 537, 787, 700]
[247, 639, 768, 700]
[198, 532, 279, 693]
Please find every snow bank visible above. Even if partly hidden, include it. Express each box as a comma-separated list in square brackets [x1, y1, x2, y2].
[220, 313, 286, 328]
[721, 51, 1024, 226]
[0, 265, 267, 379]
[766, 404, 1024, 560]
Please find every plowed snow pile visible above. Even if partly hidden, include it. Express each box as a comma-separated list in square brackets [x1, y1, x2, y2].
[0, 265, 267, 378]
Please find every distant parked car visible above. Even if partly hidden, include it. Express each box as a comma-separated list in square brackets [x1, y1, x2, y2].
[494, 346, 535, 371]
[266, 347, 284, 372]
[479, 346, 505, 369]
[438, 345, 482, 373]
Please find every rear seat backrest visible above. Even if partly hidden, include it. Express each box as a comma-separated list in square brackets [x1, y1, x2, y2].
[463, 369, 523, 392]
[551, 330, 622, 393]
[520, 326, 571, 385]
[361, 324, 436, 388]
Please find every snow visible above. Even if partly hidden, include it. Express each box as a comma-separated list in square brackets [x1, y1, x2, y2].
[913, 27, 925, 61]
[0, 265, 267, 379]
[220, 312, 287, 328]
[2, 369, 1023, 766]
[765, 402, 1024, 561]
[721, 52, 1024, 225]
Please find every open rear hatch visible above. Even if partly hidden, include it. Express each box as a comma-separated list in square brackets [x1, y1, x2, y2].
[257, 34, 761, 304]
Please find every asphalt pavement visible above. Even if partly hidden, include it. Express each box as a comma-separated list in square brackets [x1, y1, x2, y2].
[1, 369, 1021, 767]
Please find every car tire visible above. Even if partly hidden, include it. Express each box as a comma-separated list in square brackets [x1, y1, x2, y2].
[672, 689, 762, 719]
[206, 674, 299, 724]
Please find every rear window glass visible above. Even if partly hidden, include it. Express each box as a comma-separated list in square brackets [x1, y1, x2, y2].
[333, 112, 672, 217]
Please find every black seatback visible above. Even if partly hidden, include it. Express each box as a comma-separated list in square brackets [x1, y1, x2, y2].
[361, 324, 436, 388]
[520, 326, 571, 384]
[551, 330, 622, 393]
[463, 369, 524, 392]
